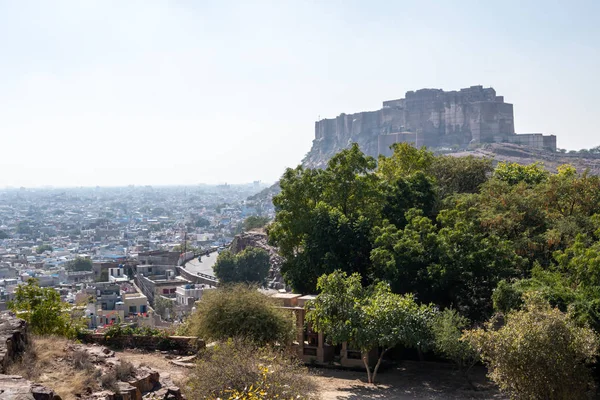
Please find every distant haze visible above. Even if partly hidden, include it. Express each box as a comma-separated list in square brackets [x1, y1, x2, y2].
[1, 0, 598, 187]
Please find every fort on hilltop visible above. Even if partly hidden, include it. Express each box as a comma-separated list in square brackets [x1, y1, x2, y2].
[304, 86, 556, 167]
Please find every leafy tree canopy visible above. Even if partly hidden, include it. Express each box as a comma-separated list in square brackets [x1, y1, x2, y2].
[65, 256, 93, 272]
[306, 271, 435, 383]
[36, 244, 53, 254]
[243, 215, 270, 231]
[214, 247, 270, 285]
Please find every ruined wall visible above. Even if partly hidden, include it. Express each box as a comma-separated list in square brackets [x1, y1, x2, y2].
[79, 333, 204, 354]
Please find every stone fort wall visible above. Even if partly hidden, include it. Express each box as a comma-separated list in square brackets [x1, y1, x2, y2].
[306, 86, 555, 167]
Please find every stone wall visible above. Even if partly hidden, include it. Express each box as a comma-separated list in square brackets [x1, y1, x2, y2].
[79, 333, 204, 354]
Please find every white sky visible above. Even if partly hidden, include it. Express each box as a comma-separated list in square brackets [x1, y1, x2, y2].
[1, 0, 599, 187]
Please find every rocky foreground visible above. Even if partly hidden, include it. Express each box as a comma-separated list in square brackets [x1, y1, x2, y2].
[0, 314, 184, 400]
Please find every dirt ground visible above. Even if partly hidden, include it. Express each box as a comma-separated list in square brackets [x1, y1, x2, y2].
[115, 349, 505, 400]
[116, 348, 190, 387]
[312, 361, 505, 400]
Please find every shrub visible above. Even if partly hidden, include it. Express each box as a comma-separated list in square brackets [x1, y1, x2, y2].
[464, 293, 599, 399]
[100, 371, 118, 392]
[179, 284, 295, 346]
[185, 339, 318, 400]
[115, 360, 135, 381]
[9, 279, 84, 338]
[431, 308, 479, 383]
[72, 349, 93, 371]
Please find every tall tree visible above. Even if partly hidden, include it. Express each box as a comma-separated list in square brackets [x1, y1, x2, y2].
[269, 144, 383, 293]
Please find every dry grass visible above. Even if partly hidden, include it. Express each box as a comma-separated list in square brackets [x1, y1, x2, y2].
[7, 336, 100, 400]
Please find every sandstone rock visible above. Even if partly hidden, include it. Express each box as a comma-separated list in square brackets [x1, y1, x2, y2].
[127, 368, 159, 394]
[0, 374, 59, 400]
[0, 315, 28, 373]
[114, 382, 139, 400]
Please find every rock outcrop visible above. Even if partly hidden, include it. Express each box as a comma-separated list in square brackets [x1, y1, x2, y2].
[0, 314, 28, 373]
[230, 231, 286, 290]
[0, 314, 185, 400]
[0, 375, 59, 400]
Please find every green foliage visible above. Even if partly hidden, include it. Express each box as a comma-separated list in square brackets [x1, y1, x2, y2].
[9, 279, 82, 337]
[494, 161, 548, 185]
[103, 324, 167, 338]
[185, 339, 318, 400]
[274, 144, 600, 330]
[270, 143, 382, 293]
[154, 296, 175, 320]
[214, 247, 270, 285]
[371, 209, 524, 321]
[430, 155, 493, 198]
[306, 271, 435, 383]
[377, 143, 434, 182]
[16, 221, 32, 235]
[195, 217, 211, 228]
[464, 293, 599, 400]
[431, 309, 479, 380]
[0, 229, 8, 239]
[35, 244, 53, 254]
[179, 285, 294, 346]
[492, 280, 523, 314]
[243, 215, 270, 231]
[65, 256, 92, 272]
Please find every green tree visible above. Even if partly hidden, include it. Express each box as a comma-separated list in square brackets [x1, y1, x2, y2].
[306, 271, 435, 383]
[431, 308, 479, 384]
[195, 217, 211, 228]
[214, 247, 270, 285]
[269, 144, 383, 293]
[430, 155, 493, 198]
[377, 143, 434, 182]
[8, 279, 81, 337]
[154, 295, 175, 320]
[179, 284, 294, 346]
[381, 171, 437, 229]
[36, 244, 53, 254]
[371, 208, 524, 321]
[464, 293, 599, 400]
[0, 230, 8, 239]
[243, 215, 270, 231]
[494, 161, 548, 185]
[65, 257, 92, 271]
[16, 221, 32, 235]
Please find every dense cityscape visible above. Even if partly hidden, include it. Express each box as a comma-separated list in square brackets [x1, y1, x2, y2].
[0, 183, 273, 325]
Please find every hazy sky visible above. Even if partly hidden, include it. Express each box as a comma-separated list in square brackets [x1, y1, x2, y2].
[1, 1, 598, 187]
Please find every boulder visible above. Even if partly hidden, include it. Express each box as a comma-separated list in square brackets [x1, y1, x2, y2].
[0, 374, 59, 400]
